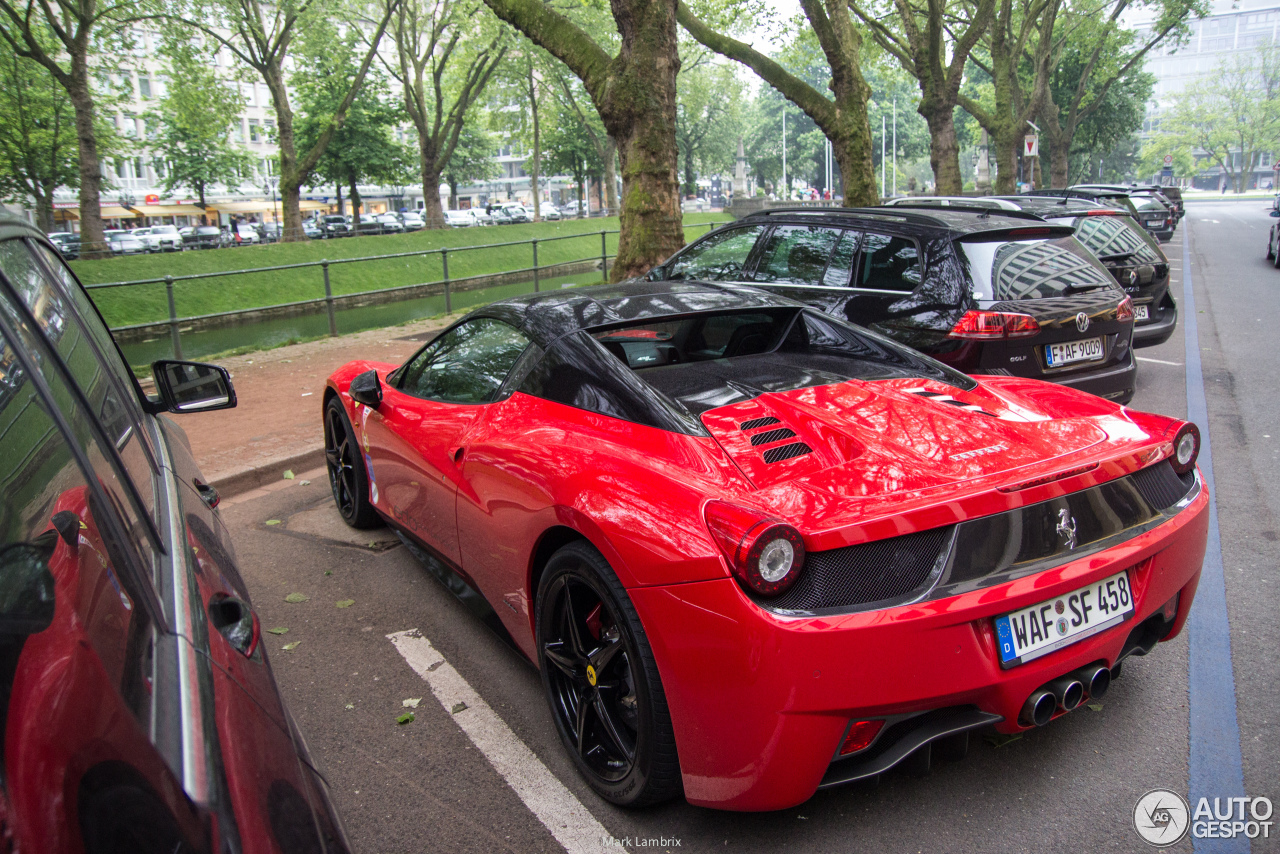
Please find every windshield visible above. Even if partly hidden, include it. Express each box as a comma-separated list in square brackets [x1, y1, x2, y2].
[956, 235, 1118, 300]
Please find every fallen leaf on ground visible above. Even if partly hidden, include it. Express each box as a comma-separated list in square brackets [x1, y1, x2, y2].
[324, 570, 333, 576]
[402, 698, 421, 708]
[1087, 703, 1103, 712]
[285, 592, 308, 603]
[344, 702, 354, 710]
[396, 712, 415, 725]
[984, 733, 1023, 748]
[451, 702, 468, 715]
[299, 480, 311, 486]
[282, 641, 301, 651]
[265, 519, 282, 526]
[266, 627, 289, 635]
[283, 470, 295, 479]
[335, 599, 355, 608]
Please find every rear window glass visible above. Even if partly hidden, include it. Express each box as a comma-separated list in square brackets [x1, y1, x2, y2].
[1070, 216, 1162, 265]
[957, 235, 1117, 301]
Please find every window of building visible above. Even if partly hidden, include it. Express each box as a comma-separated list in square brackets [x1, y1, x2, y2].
[138, 75, 151, 99]
[249, 119, 260, 143]
[264, 118, 275, 141]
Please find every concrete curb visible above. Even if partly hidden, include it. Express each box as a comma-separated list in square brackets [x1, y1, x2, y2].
[209, 447, 326, 498]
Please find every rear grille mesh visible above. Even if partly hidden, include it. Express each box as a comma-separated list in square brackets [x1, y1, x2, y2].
[761, 526, 953, 613]
[762, 442, 812, 463]
[750, 428, 796, 446]
[740, 416, 780, 431]
[1129, 459, 1196, 509]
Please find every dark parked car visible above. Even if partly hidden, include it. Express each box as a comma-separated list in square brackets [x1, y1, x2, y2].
[183, 225, 224, 249]
[0, 212, 349, 852]
[1058, 186, 1177, 243]
[646, 206, 1137, 403]
[48, 232, 80, 260]
[316, 214, 351, 238]
[887, 196, 1177, 348]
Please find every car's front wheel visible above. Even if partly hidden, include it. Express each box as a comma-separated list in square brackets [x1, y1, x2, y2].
[324, 398, 381, 528]
[536, 541, 681, 807]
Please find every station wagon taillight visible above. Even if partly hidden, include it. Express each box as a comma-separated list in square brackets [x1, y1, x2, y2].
[1116, 297, 1135, 323]
[949, 310, 1041, 339]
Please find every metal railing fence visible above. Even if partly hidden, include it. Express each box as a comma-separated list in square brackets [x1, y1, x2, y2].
[86, 222, 726, 359]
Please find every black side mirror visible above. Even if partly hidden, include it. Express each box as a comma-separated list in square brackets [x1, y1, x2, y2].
[151, 360, 237, 413]
[349, 369, 383, 408]
[0, 543, 56, 636]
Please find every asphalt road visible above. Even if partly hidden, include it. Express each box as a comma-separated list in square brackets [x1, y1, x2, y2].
[219, 204, 1277, 853]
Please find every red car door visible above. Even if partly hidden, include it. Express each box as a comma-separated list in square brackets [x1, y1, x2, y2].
[363, 318, 533, 569]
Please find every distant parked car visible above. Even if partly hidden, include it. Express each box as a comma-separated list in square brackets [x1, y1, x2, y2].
[471, 208, 494, 226]
[184, 225, 224, 249]
[302, 220, 322, 239]
[445, 209, 476, 228]
[540, 205, 561, 221]
[500, 203, 531, 224]
[399, 212, 425, 231]
[234, 224, 260, 245]
[47, 232, 80, 260]
[374, 213, 404, 233]
[316, 214, 351, 238]
[104, 229, 144, 255]
[487, 206, 514, 225]
[131, 225, 183, 253]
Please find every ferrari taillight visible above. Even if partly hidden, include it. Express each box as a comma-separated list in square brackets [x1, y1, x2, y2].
[839, 719, 884, 756]
[949, 310, 1041, 340]
[1165, 421, 1200, 474]
[1116, 296, 1134, 323]
[703, 500, 806, 596]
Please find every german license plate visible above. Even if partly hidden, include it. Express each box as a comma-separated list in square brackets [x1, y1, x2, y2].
[1134, 304, 1150, 322]
[994, 570, 1134, 668]
[1045, 337, 1103, 367]
[1146, 218, 1164, 227]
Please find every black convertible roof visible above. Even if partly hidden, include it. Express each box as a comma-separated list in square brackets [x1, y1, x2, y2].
[471, 280, 798, 348]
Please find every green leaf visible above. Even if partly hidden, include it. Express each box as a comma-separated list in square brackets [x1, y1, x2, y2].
[324, 570, 333, 576]
[282, 641, 301, 651]
[402, 698, 421, 708]
[283, 470, 295, 479]
[284, 592, 308, 603]
[397, 712, 415, 725]
[335, 599, 355, 608]
[450, 702, 468, 715]
[1087, 703, 1104, 712]
[266, 627, 289, 635]
[265, 519, 282, 526]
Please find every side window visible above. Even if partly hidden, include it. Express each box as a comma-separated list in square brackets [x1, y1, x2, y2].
[823, 231, 860, 288]
[0, 240, 158, 550]
[854, 233, 923, 293]
[398, 318, 530, 403]
[666, 226, 766, 282]
[750, 225, 843, 285]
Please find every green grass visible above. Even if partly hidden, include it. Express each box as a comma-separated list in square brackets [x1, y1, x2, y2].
[71, 213, 730, 328]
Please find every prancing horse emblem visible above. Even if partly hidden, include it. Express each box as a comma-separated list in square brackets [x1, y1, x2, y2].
[1075, 312, 1090, 333]
[1057, 508, 1078, 550]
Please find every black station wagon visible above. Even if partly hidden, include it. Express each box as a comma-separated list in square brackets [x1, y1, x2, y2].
[647, 207, 1137, 403]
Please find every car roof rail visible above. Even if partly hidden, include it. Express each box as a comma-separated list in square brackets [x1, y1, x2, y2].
[880, 202, 1048, 222]
[741, 206, 965, 228]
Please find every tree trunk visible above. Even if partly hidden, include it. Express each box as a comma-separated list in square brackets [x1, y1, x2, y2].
[350, 173, 362, 227]
[66, 69, 106, 258]
[450, 181, 458, 210]
[34, 186, 55, 233]
[604, 137, 618, 215]
[422, 164, 446, 228]
[335, 182, 344, 216]
[683, 147, 696, 197]
[922, 106, 962, 195]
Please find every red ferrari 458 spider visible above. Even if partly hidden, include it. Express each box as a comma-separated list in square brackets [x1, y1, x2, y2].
[323, 281, 1208, 812]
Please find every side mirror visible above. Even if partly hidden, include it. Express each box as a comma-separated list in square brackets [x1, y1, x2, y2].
[151, 360, 237, 413]
[349, 369, 383, 408]
[0, 544, 56, 636]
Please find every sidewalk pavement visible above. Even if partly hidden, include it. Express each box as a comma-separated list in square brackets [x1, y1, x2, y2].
[176, 316, 453, 498]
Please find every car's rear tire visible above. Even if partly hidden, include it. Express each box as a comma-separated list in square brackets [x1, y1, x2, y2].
[324, 398, 381, 529]
[535, 541, 681, 807]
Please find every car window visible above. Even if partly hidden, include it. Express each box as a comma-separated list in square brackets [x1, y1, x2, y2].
[667, 225, 766, 282]
[957, 235, 1118, 300]
[0, 240, 159, 547]
[398, 318, 531, 403]
[854, 233, 923, 293]
[823, 231, 860, 287]
[750, 226, 843, 285]
[1070, 216, 1162, 265]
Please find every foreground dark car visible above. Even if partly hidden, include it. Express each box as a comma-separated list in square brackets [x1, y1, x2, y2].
[0, 213, 348, 852]
[647, 206, 1138, 403]
[888, 197, 1178, 348]
[324, 281, 1208, 811]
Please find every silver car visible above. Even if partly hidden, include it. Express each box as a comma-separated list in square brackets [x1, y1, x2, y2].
[105, 229, 145, 255]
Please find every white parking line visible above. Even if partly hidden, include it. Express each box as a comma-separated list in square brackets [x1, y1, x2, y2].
[1137, 356, 1184, 366]
[388, 629, 610, 854]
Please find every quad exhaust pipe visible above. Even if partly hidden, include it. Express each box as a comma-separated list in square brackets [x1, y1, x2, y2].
[1019, 663, 1113, 727]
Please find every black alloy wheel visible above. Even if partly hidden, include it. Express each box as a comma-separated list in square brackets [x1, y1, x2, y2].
[536, 542, 681, 807]
[323, 398, 380, 528]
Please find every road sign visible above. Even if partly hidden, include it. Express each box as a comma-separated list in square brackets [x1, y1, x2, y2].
[1024, 136, 1039, 157]
[1163, 154, 1174, 167]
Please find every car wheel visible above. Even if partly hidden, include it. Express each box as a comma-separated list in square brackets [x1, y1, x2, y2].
[536, 541, 681, 807]
[324, 398, 381, 528]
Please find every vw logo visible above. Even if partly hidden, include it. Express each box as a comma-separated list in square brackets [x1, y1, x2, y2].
[1056, 508, 1078, 550]
[1075, 312, 1090, 333]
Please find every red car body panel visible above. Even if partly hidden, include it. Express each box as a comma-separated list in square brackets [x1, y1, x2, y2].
[326, 316, 1209, 811]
